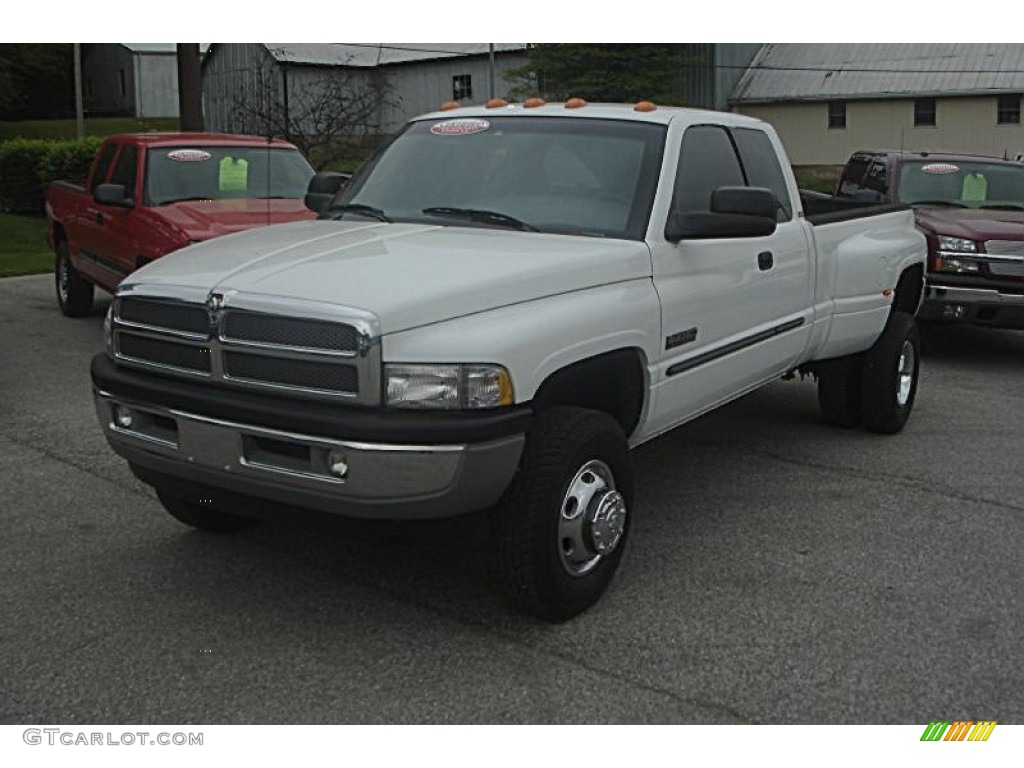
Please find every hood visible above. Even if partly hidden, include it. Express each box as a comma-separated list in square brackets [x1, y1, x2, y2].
[914, 206, 1024, 242]
[154, 199, 316, 241]
[124, 221, 653, 335]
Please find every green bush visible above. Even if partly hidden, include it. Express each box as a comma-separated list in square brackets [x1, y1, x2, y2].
[0, 136, 103, 215]
[0, 138, 52, 214]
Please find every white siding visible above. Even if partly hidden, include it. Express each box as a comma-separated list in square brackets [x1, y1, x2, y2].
[134, 53, 178, 117]
[202, 43, 281, 135]
[738, 97, 1024, 166]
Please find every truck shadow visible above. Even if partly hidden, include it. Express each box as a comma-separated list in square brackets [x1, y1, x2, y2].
[918, 321, 1024, 370]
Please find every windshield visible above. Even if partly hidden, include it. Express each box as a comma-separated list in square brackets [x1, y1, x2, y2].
[145, 146, 314, 206]
[333, 117, 667, 240]
[897, 160, 1024, 209]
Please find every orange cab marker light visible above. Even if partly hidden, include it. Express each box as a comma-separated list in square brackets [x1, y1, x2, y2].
[565, 97, 588, 109]
[634, 101, 657, 112]
[523, 97, 546, 108]
[883, 288, 894, 297]
[439, 101, 460, 111]
[485, 98, 509, 109]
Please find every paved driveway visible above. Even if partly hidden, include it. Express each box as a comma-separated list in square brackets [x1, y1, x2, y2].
[1, 274, 1022, 724]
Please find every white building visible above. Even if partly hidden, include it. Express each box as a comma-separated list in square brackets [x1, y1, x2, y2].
[731, 44, 1024, 168]
[82, 44, 180, 118]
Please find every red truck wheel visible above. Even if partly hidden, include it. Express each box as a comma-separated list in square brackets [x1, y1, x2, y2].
[55, 240, 94, 317]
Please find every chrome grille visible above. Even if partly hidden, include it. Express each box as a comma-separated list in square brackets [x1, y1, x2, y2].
[982, 241, 1024, 278]
[984, 240, 1024, 257]
[117, 332, 212, 373]
[110, 294, 379, 403]
[117, 297, 210, 336]
[224, 351, 358, 393]
[221, 310, 359, 353]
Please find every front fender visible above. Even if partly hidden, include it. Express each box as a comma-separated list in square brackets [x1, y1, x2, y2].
[381, 279, 662, 403]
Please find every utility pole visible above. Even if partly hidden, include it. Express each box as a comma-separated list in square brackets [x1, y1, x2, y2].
[176, 44, 204, 131]
[73, 43, 84, 138]
[488, 44, 496, 100]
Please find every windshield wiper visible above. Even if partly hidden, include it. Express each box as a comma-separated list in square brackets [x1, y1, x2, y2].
[422, 207, 538, 232]
[979, 203, 1024, 211]
[324, 203, 390, 222]
[909, 200, 969, 208]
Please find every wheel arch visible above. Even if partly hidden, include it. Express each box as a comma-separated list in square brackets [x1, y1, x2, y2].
[529, 347, 648, 439]
[892, 264, 925, 316]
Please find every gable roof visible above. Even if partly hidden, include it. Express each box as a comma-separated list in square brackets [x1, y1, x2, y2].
[732, 43, 1024, 104]
[261, 43, 528, 68]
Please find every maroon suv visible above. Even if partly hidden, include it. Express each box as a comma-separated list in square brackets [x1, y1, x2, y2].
[836, 151, 1024, 329]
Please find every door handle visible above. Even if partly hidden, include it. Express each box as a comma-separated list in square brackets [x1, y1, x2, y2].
[95, 212, 104, 226]
[757, 251, 773, 271]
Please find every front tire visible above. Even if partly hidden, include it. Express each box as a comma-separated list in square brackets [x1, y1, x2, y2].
[156, 491, 253, 533]
[860, 311, 921, 434]
[490, 407, 633, 622]
[55, 240, 94, 317]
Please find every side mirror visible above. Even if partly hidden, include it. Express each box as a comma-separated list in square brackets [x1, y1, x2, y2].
[665, 186, 778, 241]
[304, 172, 351, 213]
[94, 183, 133, 208]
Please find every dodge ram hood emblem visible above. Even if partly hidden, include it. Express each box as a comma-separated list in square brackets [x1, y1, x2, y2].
[207, 293, 225, 312]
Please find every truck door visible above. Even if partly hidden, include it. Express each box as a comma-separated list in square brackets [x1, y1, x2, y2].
[72, 141, 119, 286]
[645, 124, 814, 435]
[88, 143, 142, 288]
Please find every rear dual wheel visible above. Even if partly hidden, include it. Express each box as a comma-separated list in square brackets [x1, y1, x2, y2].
[817, 311, 921, 434]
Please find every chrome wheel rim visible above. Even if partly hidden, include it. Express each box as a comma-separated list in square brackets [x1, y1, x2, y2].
[557, 459, 627, 577]
[897, 340, 915, 407]
[57, 252, 69, 303]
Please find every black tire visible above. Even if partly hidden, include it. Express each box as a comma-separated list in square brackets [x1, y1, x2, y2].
[817, 354, 864, 428]
[155, 490, 252, 533]
[490, 406, 633, 622]
[54, 239, 94, 317]
[860, 311, 921, 434]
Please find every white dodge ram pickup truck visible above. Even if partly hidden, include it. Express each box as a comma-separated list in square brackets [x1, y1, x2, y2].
[91, 101, 927, 621]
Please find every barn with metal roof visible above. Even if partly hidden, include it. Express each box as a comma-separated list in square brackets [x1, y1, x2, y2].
[731, 44, 1024, 167]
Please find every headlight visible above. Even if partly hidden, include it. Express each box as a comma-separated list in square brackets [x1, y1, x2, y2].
[937, 236, 977, 253]
[385, 363, 514, 409]
[934, 236, 980, 273]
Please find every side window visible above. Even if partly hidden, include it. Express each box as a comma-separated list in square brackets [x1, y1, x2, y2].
[109, 145, 138, 199]
[671, 125, 745, 214]
[837, 156, 870, 198]
[732, 128, 793, 221]
[861, 159, 889, 201]
[89, 142, 120, 194]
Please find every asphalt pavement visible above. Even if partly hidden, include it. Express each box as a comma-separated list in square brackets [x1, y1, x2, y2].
[1, 273, 1022, 724]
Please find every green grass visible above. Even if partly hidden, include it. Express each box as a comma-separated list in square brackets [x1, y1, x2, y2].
[0, 213, 52, 277]
[0, 117, 179, 141]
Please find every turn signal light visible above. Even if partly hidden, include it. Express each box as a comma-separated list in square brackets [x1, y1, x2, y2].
[485, 98, 509, 108]
[634, 101, 657, 112]
[565, 97, 588, 109]
[439, 101, 459, 111]
[523, 97, 546, 108]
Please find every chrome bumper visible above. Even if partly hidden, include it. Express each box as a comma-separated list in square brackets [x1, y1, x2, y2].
[94, 390, 524, 520]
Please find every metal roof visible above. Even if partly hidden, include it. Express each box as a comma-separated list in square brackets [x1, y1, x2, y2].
[262, 43, 527, 68]
[120, 43, 177, 54]
[731, 44, 1024, 104]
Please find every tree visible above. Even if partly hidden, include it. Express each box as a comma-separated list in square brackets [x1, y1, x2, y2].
[508, 44, 705, 106]
[0, 44, 74, 120]
[229, 48, 397, 169]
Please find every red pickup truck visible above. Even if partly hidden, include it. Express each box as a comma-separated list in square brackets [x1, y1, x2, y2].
[46, 133, 317, 316]
[834, 150, 1024, 329]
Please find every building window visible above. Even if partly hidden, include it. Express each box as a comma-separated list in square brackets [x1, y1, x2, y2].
[828, 101, 846, 129]
[997, 94, 1021, 125]
[914, 98, 936, 127]
[452, 74, 472, 102]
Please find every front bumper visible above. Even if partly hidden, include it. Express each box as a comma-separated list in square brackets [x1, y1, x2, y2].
[919, 283, 1024, 329]
[92, 355, 528, 520]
